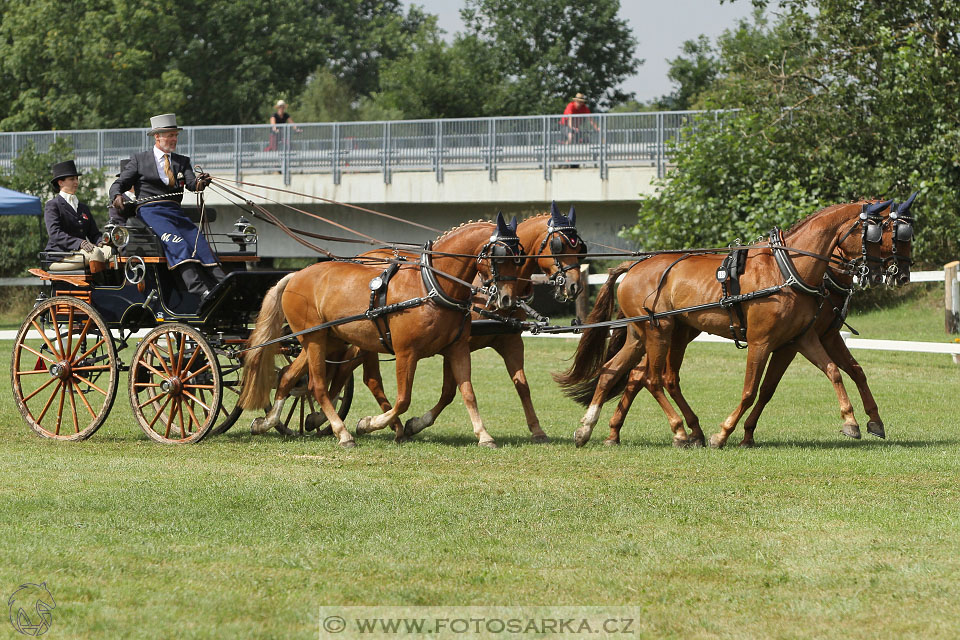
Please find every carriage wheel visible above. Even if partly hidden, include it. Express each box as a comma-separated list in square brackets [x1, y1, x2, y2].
[271, 349, 354, 436]
[11, 297, 118, 441]
[128, 324, 222, 444]
[207, 348, 244, 436]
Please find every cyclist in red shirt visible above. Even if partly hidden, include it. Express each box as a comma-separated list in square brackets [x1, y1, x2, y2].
[560, 92, 598, 144]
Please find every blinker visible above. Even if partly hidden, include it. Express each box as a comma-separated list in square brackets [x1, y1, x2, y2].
[864, 222, 882, 244]
[895, 223, 914, 242]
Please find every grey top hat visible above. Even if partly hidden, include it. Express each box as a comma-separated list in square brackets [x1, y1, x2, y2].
[50, 160, 79, 189]
[147, 113, 184, 135]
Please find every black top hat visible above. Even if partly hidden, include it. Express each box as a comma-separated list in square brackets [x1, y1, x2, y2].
[50, 160, 80, 190]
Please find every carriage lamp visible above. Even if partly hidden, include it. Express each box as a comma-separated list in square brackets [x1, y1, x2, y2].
[230, 217, 258, 251]
[110, 225, 131, 249]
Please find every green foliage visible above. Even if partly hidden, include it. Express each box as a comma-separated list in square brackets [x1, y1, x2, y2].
[628, 2, 960, 267]
[0, 0, 426, 129]
[0, 138, 106, 276]
[651, 35, 720, 111]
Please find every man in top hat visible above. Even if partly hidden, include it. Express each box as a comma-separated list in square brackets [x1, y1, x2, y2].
[107, 159, 136, 223]
[44, 160, 111, 273]
[109, 113, 223, 303]
[560, 92, 598, 145]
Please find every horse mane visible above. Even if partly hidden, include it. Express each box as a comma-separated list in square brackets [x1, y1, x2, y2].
[434, 219, 493, 244]
[783, 200, 869, 236]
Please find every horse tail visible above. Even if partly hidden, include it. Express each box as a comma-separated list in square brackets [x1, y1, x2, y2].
[239, 272, 296, 410]
[552, 261, 633, 397]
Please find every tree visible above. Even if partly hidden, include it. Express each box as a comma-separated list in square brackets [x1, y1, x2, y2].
[0, 0, 427, 129]
[459, 0, 641, 115]
[627, 1, 960, 267]
[651, 35, 720, 111]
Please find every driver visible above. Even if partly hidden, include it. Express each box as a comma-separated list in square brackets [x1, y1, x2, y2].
[109, 113, 224, 304]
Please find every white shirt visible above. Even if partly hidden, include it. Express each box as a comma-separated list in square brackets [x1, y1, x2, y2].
[59, 192, 79, 212]
[153, 145, 172, 186]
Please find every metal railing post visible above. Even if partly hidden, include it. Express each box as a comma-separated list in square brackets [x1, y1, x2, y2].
[599, 114, 608, 180]
[282, 124, 291, 185]
[488, 118, 497, 182]
[383, 121, 392, 184]
[333, 123, 341, 185]
[234, 126, 241, 181]
[435, 120, 443, 183]
[656, 112, 664, 179]
[542, 116, 551, 181]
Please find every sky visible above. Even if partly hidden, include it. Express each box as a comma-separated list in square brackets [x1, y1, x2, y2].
[401, 0, 758, 103]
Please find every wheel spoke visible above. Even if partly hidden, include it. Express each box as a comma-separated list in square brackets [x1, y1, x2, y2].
[180, 362, 212, 384]
[299, 397, 305, 435]
[148, 395, 172, 429]
[181, 389, 212, 411]
[176, 334, 187, 375]
[283, 398, 298, 428]
[36, 380, 63, 424]
[49, 307, 65, 356]
[18, 342, 56, 366]
[72, 373, 107, 396]
[184, 399, 204, 433]
[147, 343, 172, 376]
[66, 306, 74, 361]
[30, 319, 61, 359]
[55, 384, 66, 435]
[138, 391, 167, 409]
[67, 381, 80, 433]
[73, 377, 98, 419]
[68, 317, 94, 361]
[71, 364, 113, 372]
[164, 400, 179, 438]
[72, 335, 106, 363]
[140, 360, 169, 380]
[176, 398, 187, 437]
[181, 346, 202, 379]
[22, 375, 58, 402]
[164, 332, 176, 374]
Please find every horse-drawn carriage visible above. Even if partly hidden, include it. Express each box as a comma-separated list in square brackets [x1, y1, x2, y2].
[11, 207, 353, 444]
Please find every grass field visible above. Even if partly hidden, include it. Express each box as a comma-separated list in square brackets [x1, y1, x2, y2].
[1, 292, 959, 639]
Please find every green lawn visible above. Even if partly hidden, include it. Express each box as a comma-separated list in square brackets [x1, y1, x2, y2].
[1, 329, 958, 638]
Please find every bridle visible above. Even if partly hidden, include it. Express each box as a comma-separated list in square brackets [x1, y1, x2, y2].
[835, 202, 889, 287]
[477, 233, 524, 302]
[883, 202, 914, 285]
[538, 224, 587, 301]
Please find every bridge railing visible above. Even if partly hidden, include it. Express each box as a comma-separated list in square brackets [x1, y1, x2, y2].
[0, 110, 727, 185]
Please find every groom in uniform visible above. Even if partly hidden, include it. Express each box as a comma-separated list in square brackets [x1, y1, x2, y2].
[109, 113, 224, 303]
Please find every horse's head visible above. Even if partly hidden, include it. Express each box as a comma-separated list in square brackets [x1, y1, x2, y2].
[537, 201, 587, 302]
[836, 199, 892, 288]
[477, 212, 525, 310]
[882, 191, 916, 287]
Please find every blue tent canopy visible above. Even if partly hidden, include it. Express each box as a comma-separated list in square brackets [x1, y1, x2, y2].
[0, 185, 42, 216]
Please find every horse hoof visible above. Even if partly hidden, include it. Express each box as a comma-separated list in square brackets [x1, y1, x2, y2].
[574, 426, 591, 448]
[840, 424, 862, 439]
[250, 417, 271, 435]
[339, 439, 357, 449]
[304, 412, 327, 432]
[531, 433, 551, 444]
[672, 437, 692, 449]
[355, 416, 373, 435]
[867, 421, 886, 439]
[739, 440, 756, 448]
[688, 437, 705, 448]
[708, 434, 725, 449]
[478, 440, 499, 449]
[603, 438, 620, 447]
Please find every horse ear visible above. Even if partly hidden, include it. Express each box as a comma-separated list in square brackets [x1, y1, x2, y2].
[550, 200, 561, 218]
[899, 191, 918, 215]
[568, 204, 576, 226]
[494, 211, 509, 236]
[509, 215, 518, 232]
[866, 199, 893, 215]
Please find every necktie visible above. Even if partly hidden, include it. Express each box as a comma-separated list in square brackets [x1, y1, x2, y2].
[163, 154, 175, 186]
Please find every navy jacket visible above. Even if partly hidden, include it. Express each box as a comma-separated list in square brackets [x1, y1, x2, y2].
[43, 195, 100, 252]
[108, 149, 201, 205]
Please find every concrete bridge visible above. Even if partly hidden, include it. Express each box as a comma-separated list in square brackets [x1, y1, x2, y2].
[1, 110, 711, 256]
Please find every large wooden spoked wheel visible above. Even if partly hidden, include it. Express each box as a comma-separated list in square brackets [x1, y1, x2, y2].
[272, 348, 354, 437]
[207, 347, 244, 436]
[128, 324, 222, 444]
[11, 297, 119, 441]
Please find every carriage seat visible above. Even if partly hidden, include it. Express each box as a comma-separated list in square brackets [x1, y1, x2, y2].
[39, 247, 115, 275]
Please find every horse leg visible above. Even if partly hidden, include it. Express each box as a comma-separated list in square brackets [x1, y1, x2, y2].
[574, 328, 643, 448]
[403, 356, 457, 438]
[604, 362, 647, 445]
[740, 347, 798, 447]
[709, 342, 773, 449]
[493, 337, 549, 443]
[357, 350, 404, 437]
[355, 351, 417, 436]
[445, 340, 498, 448]
[639, 322, 692, 447]
[823, 331, 884, 438]
[304, 337, 355, 448]
[662, 329, 703, 447]
[250, 350, 307, 434]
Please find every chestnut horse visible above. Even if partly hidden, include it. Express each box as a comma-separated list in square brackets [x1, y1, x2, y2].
[239, 215, 525, 448]
[556, 200, 895, 449]
[342, 202, 587, 445]
[578, 196, 914, 447]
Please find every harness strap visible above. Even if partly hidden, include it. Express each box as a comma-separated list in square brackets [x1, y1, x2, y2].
[369, 261, 402, 354]
[769, 228, 826, 297]
[419, 242, 473, 312]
